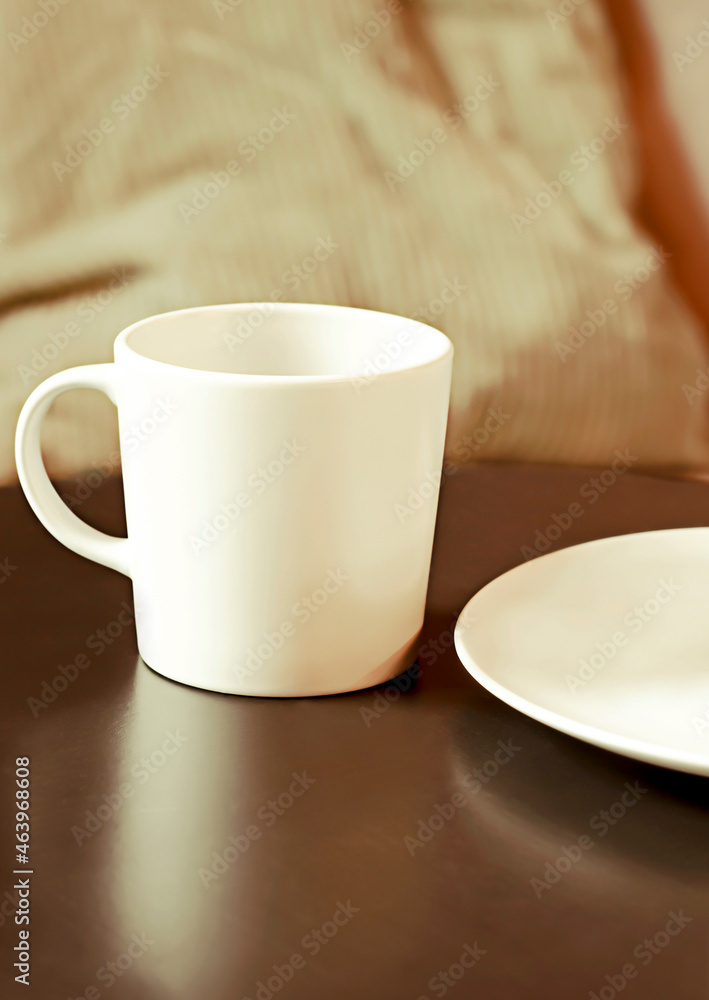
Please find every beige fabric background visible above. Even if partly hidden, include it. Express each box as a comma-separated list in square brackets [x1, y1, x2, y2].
[642, 0, 709, 221]
[1, 0, 708, 483]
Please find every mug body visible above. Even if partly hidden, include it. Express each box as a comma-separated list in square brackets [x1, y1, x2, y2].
[111, 303, 451, 695]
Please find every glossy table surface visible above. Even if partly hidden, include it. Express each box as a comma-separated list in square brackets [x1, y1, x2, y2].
[2, 463, 709, 999]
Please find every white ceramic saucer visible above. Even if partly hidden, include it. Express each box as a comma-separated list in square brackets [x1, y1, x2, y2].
[454, 528, 709, 776]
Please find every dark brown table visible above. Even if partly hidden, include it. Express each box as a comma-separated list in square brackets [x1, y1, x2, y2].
[2, 464, 709, 999]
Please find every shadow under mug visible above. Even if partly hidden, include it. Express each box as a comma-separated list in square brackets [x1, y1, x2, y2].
[15, 302, 453, 696]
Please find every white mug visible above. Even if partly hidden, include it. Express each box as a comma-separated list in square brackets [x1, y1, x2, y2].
[15, 303, 453, 696]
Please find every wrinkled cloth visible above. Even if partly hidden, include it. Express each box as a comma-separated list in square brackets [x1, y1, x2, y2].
[1, 0, 707, 482]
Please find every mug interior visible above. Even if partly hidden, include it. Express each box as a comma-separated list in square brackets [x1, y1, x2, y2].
[120, 303, 451, 379]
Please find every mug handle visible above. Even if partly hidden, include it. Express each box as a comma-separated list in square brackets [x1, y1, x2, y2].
[15, 364, 131, 578]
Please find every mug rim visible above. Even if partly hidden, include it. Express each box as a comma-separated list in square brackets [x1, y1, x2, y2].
[115, 301, 454, 384]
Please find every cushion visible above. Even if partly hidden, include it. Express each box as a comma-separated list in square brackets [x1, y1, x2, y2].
[1, 0, 708, 483]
